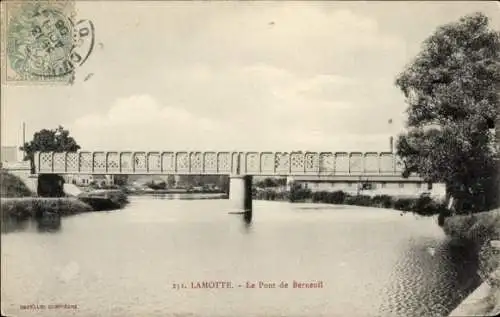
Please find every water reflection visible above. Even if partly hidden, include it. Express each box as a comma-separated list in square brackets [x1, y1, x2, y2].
[36, 217, 62, 233]
[1, 218, 62, 234]
[35, 210, 62, 232]
[1, 218, 30, 234]
[379, 237, 481, 316]
[242, 210, 252, 230]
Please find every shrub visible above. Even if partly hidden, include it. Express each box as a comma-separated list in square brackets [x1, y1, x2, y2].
[393, 198, 414, 211]
[371, 195, 393, 209]
[478, 238, 500, 283]
[311, 191, 327, 203]
[326, 191, 347, 204]
[311, 191, 346, 204]
[444, 209, 500, 243]
[254, 189, 287, 201]
[288, 184, 312, 202]
[412, 194, 436, 215]
[344, 195, 372, 206]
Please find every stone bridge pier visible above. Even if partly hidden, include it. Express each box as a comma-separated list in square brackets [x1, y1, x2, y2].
[229, 153, 253, 215]
[229, 174, 253, 213]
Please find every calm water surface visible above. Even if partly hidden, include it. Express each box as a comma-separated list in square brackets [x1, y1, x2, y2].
[1, 197, 480, 317]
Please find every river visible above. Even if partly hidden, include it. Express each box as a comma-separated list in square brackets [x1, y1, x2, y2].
[1, 196, 481, 317]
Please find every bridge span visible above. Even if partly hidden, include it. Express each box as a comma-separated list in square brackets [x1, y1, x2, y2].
[34, 151, 408, 176]
[32, 151, 416, 214]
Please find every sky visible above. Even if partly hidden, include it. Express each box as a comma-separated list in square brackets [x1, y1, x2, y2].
[2, 1, 499, 153]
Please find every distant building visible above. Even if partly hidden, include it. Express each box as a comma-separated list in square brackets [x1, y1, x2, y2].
[63, 174, 93, 186]
[287, 176, 447, 201]
[63, 174, 114, 186]
[0, 146, 18, 163]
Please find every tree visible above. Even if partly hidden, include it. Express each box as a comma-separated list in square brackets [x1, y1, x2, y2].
[395, 13, 499, 213]
[20, 126, 81, 173]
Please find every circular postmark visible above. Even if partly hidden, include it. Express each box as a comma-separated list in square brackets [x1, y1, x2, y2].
[6, 3, 94, 79]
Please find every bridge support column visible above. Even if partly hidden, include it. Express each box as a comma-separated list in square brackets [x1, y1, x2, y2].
[37, 174, 65, 197]
[229, 175, 253, 213]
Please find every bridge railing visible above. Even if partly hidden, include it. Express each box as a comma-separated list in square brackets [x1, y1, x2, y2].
[33, 151, 405, 176]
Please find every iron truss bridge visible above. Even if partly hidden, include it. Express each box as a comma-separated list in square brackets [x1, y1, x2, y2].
[34, 151, 410, 176]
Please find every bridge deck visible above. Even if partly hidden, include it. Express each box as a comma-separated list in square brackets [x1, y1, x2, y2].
[33, 151, 411, 177]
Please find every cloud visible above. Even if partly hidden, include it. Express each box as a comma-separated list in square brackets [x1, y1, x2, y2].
[71, 94, 227, 150]
[69, 87, 398, 152]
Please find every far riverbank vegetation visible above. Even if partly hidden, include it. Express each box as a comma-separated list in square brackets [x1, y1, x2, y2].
[253, 182, 448, 216]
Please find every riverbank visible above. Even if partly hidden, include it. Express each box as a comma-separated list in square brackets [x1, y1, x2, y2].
[449, 264, 500, 316]
[444, 210, 500, 316]
[1, 197, 93, 219]
[0, 172, 126, 230]
[1, 197, 93, 232]
[442, 209, 500, 245]
[254, 188, 447, 216]
[0, 170, 34, 197]
[77, 188, 129, 210]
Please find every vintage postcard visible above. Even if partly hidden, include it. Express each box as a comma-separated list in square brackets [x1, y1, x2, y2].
[1, 1, 499, 317]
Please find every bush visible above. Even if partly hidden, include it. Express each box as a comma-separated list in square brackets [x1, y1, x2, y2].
[478, 239, 500, 282]
[344, 195, 372, 206]
[412, 194, 435, 215]
[326, 191, 347, 204]
[393, 198, 415, 212]
[371, 195, 393, 209]
[443, 209, 500, 244]
[311, 191, 327, 203]
[254, 189, 287, 201]
[311, 191, 346, 204]
[288, 184, 312, 202]
[443, 209, 500, 287]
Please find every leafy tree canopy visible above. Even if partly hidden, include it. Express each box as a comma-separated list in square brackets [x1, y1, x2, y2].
[395, 12, 499, 212]
[20, 126, 81, 161]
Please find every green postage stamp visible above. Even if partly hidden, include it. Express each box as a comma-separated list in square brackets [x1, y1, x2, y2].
[1, 0, 95, 85]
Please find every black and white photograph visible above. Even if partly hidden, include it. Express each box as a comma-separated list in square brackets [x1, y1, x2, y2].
[1, 1, 499, 316]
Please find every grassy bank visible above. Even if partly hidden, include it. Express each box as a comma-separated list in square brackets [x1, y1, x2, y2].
[1, 197, 93, 233]
[443, 209, 500, 278]
[443, 209, 500, 316]
[1, 197, 93, 221]
[0, 170, 34, 197]
[254, 188, 447, 216]
[443, 209, 500, 245]
[78, 189, 129, 210]
[1, 171, 95, 226]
